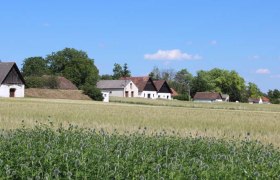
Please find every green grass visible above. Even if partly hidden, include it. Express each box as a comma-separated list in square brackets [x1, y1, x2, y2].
[1, 124, 280, 179]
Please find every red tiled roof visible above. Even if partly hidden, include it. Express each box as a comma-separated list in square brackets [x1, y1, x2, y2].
[193, 92, 222, 100]
[261, 96, 270, 102]
[120, 76, 150, 92]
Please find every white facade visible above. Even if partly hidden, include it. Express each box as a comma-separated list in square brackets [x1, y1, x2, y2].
[139, 91, 157, 99]
[157, 93, 172, 100]
[99, 81, 139, 98]
[101, 92, 109, 102]
[0, 84, 25, 98]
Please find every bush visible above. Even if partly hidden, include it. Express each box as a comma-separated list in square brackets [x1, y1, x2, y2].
[25, 76, 59, 89]
[82, 84, 103, 101]
[173, 94, 190, 101]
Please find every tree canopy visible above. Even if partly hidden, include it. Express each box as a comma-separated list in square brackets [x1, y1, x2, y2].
[22, 57, 49, 77]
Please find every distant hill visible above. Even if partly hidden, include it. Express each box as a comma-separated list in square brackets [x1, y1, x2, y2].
[25, 88, 91, 100]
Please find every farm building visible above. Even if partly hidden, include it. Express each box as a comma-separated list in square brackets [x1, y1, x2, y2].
[0, 62, 25, 97]
[120, 77, 158, 99]
[97, 80, 138, 98]
[221, 94, 230, 102]
[193, 92, 223, 103]
[248, 97, 270, 104]
[153, 80, 172, 100]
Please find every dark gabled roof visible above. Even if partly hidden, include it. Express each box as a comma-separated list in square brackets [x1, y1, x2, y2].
[120, 76, 156, 92]
[97, 80, 132, 89]
[0, 62, 25, 84]
[153, 80, 172, 93]
[193, 92, 222, 100]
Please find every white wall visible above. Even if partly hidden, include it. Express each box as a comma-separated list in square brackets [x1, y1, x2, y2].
[124, 82, 138, 97]
[101, 92, 109, 102]
[158, 93, 172, 100]
[0, 84, 25, 98]
[139, 91, 157, 99]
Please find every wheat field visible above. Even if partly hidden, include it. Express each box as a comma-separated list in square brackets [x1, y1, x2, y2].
[1, 97, 280, 146]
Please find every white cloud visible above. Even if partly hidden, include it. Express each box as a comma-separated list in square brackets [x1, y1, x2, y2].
[256, 68, 271, 74]
[210, 40, 217, 45]
[144, 49, 202, 61]
[251, 55, 260, 60]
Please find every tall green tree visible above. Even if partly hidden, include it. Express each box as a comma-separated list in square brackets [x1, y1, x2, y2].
[122, 63, 131, 77]
[112, 63, 131, 79]
[149, 66, 161, 80]
[21, 57, 49, 77]
[191, 68, 246, 102]
[46, 48, 102, 100]
[112, 63, 123, 80]
[173, 69, 193, 94]
[46, 48, 99, 88]
[247, 82, 262, 98]
[268, 89, 280, 104]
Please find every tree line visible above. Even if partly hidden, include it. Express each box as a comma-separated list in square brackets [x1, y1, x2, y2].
[148, 66, 280, 103]
[21, 47, 280, 103]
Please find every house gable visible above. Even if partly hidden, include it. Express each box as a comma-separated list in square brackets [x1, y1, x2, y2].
[120, 77, 157, 92]
[154, 80, 172, 93]
[0, 63, 25, 85]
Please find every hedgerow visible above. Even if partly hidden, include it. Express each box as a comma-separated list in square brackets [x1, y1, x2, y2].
[0, 124, 280, 179]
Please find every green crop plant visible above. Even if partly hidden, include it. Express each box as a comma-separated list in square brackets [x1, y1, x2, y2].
[0, 124, 280, 179]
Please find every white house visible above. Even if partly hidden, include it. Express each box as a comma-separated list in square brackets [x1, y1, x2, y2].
[153, 80, 172, 100]
[97, 80, 138, 98]
[0, 62, 25, 98]
[121, 77, 158, 99]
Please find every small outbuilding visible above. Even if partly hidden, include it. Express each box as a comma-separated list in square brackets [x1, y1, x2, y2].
[0, 62, 25, 97]
[193, 92, 223, 103]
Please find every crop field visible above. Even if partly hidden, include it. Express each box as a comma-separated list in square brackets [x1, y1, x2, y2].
[1, 97, 280, 146]
[1, 97, 280, 178]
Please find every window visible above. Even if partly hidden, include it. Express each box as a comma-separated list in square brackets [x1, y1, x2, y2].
[130, 83, 132, 89]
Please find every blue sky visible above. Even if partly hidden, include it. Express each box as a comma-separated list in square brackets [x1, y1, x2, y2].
[1, 1, 280, 92]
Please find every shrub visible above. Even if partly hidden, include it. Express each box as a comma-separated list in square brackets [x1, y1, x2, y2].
[25, 76, 59, 89]
[82, 84, 103, 101]
[173, 94, 190, 101]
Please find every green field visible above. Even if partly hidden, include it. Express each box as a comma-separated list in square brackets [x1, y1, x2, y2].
[1, 97, 280, 178]
[1, 97, 280, 146]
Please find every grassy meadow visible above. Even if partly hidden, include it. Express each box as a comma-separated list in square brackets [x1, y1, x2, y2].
[1, 97, 280, 146]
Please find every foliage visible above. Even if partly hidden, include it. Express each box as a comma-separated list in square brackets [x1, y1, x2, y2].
[246, 82, 262, 98]
[25, 76, 58, 89]
[173, 94, 190, 101]
[21, 57, 49, 77]
[112, 63, 131, 79]
[268, 89, 280, 104]
[149, 66, 161, 80]
[191, 69, 246, 102]
[172, 69, 193, 95]
[82, 83, 103, 101]
[100, 74, 113, 80]
[0, 124, 280, 179]
[46, 48, 99, 89]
